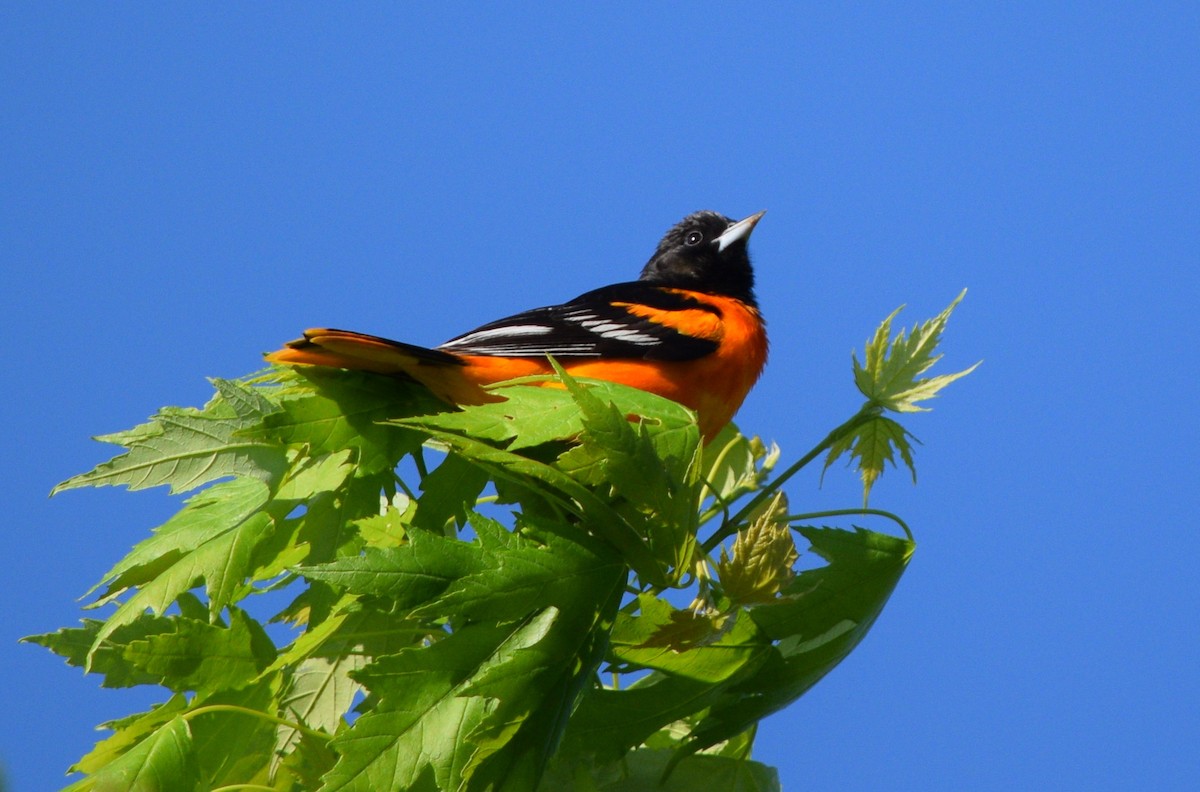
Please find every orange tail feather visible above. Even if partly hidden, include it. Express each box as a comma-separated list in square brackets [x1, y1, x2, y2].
[265, 328, 500, 405]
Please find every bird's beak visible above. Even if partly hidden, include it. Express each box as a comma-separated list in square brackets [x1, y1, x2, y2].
[716, 210, 767, 252]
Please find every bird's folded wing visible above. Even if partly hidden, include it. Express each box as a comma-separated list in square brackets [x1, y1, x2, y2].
[438, 281, 723, 361]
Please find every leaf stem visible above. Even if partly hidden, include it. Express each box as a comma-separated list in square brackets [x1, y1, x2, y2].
[181, 703, 328, 742]
[701, 405, 878, 553]
[696, 436, 740, 518]
[696, 471, 733, 528]
[784, 508, 913, 542]
[394, 473, 417, 503]
[413, 445, 429, 479]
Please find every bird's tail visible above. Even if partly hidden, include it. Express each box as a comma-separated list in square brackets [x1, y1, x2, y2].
[266, 328, 501, 405]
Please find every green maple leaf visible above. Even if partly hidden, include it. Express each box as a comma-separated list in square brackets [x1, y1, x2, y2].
[302, 529, 483, 608]
[539, 748, 780, 792]
[53, 378, 287, 495]
[64, 716, 201, 792]
[395, 383, 591, 450]
[89, 476, 271, 605]
[187, 675, 287, 786]
[23, 615, 175, 689]
[410, 452, 489, 533]
[69, 696, 190, 776]
[318, 614, 559, 792]
[553, 365, 702, 579]
[680, 526, 913, 759]
[289, 471, 394, 566]
[416, 515, 624, 623]
[251, 368, 431, 476]
[273, 653, 366, 780]
[398, 412, 667, 587]
[559, 672, 724, 764]
[40, 296, 974, 790]
[608, 594, 771, 685]
[313, 518, 626, 791]
[121, 608, 276, 698]
[82, 477, 275, 667]
[351, 505, 411, 549]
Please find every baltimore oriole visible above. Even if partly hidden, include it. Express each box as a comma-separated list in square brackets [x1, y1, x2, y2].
[266, 210, 768, 441]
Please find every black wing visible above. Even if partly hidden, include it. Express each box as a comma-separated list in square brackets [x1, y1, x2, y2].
[437, 282, 721, 362]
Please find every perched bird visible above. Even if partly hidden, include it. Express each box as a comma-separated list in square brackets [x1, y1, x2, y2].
[267, 210, 768, 441]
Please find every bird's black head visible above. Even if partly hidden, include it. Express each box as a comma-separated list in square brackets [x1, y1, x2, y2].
[638, 210, 765, 306]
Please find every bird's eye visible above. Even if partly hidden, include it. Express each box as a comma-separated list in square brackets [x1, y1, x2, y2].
[684, 230, 704, 246]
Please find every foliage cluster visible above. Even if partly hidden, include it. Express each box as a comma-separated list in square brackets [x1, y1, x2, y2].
[30, 294, 973, 790]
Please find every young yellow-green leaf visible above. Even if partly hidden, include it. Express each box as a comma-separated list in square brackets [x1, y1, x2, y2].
[853, 289, 978, 413]
[272, 448, 356, 501]
[289, 471, 393, 565]
[352, 504, 411, 549]
[265, 601, 432, 686]
[53, 384, 287, 496]
[393, 384, 589, 450]
[213, 376, 279, 421]
[277, 730, 341, 790]
[747, 525, 914, 641]
[569, 376, 701, 436]
[823, 414, 917, 504]
[282, 655, 365, 735]
[551, 361, 701, 480]
[64, 716, 201, 792]
[717, 493, 799, 606]
[400, 372, 699, 457]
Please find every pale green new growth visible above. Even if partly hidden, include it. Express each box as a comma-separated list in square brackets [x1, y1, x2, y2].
[32, 293, 973, 791]
[854, 290, 978, 413]
[718, 493, 798, 606]
[826, 291, 978, 503]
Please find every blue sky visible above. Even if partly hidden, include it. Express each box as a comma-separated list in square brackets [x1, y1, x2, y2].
[2, 4, 1196, 790]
